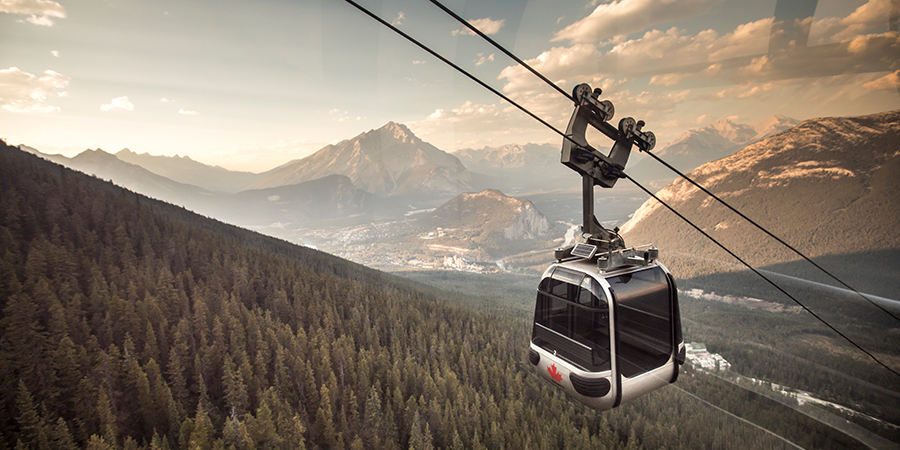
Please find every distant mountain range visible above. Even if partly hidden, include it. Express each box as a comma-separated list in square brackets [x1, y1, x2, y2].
[115, 148, 260, 193]
[246, 122, 473, 197]
[453, 143, 571, 194]
[24, 111, 891, 277]
[629, 115, 800, 185]
[21, 146, 215, 212]
[621, 110, 900, 278]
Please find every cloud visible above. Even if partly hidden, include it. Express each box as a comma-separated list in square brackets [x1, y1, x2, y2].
[160, 97, 173, 103]
[100, 96, 134, 112]
[474, 53, 494, 67]
[0, 66, 69, 113]
[809, 0, 893, 45]
[554, 0, 725, 43]
[452, 18, 505, 36]
[412, 60, 426, 65]
[862, 70, 900, 90]
[735, 31, 900, 82]
[1, 0, 67, 26]
[329, 109, 353, 122]
[391, 11, 404, 26]
[50, 50, 59, 57]
[178, 109, 199, 115]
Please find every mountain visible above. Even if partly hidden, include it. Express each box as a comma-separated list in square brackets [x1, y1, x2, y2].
[620, 110, 900, 277]
[452, 143, 571, 194]
[630, 115, 800, 184]
[245, 122, 473, 197]
[115, 148, 261, 193]
[1, 141, 892, 449]
[25, 147, 215, 211]
[212, 174, 381, 227]
[453, 143, 558, 170]
[22, 145, 384, 231]
[0, 140, 616, 449]
[412, 189, 561, 261]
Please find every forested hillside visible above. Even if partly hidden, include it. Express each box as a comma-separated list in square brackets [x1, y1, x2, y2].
[0, 142, 869, 449]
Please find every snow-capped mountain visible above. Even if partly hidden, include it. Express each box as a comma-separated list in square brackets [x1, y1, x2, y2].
[452, 143, 571, 194]
[630, 115, 800, 183]
[620, 110, 900, 275]
[245, 122, 473, 197]
[453, 143, 559, 170]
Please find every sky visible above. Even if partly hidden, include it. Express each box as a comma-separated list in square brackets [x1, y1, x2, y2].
[1, 0, 898, 172]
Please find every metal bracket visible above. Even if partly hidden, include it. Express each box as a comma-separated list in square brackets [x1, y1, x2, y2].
[559, 83, 656, 251]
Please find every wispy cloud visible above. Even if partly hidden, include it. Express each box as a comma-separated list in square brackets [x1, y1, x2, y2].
[178, 108, 199, 115]
[50, 50, 59, 57]
[474, 53, 494, 67]
[1, 0, 67, 26]
[160, 97, 173, 103]
[0, 66, 69, 113]
[391, 11, 404, 26]
[452, 18, 505, 36]
[863, 70, 900, 90]
[100, 96, 134, 112]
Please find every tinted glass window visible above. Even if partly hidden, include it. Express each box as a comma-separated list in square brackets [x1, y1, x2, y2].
[608, 267, 672, 378]
[533, 271, 611, 371]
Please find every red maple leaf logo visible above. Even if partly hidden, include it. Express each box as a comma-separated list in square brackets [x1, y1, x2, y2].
[548, 364, 563, 382]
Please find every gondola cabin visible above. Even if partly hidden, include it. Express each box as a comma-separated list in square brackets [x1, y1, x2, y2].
[528, 246, 684, 411]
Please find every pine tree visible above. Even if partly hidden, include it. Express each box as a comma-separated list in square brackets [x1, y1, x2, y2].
[15, 381, 49, 450]
[314, 385, 336, 448]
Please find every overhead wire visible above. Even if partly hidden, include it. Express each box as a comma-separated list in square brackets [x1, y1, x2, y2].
[625, 174, 900, 378]
[338, 0, 900, 378]
[426, 0, 900, 324]
[671, 385, 806, 450]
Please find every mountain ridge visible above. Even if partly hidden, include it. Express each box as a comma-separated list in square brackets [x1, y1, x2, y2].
[115, 148, 261, 193]
[621, 109, 900, 277]
[245, 122, 473, 197]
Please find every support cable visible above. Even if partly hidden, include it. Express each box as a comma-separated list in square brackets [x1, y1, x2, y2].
[625, 174, 900, 378]
[426, 0, 574, 103]
[427, 0, 900, 324]
[339, 0, 900, 379]
[341, 0, 572, 146]
[672, 385, 806, 450]
[639, 151, 900, 322]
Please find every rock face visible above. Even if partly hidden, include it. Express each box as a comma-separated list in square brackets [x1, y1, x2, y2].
[245, 122, 473, 197]
[422, 189, 553, 240]
[417, 189, 559, 259]
[620, 110, 900, 275]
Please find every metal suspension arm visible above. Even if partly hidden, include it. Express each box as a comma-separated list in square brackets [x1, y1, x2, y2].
[560, 83, 656, 247]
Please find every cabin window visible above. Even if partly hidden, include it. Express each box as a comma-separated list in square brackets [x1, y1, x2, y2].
[609, 267, 672, 378]
[533, 269, 610, 371]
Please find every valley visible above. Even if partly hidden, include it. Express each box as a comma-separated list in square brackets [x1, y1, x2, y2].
[7, 109, 900, 448]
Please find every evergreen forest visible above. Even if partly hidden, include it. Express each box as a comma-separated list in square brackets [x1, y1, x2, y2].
[0, 141, 887, 449]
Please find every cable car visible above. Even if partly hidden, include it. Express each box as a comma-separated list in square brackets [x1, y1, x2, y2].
[527, 83, 684, 410]
[528, 244, 684, 410]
